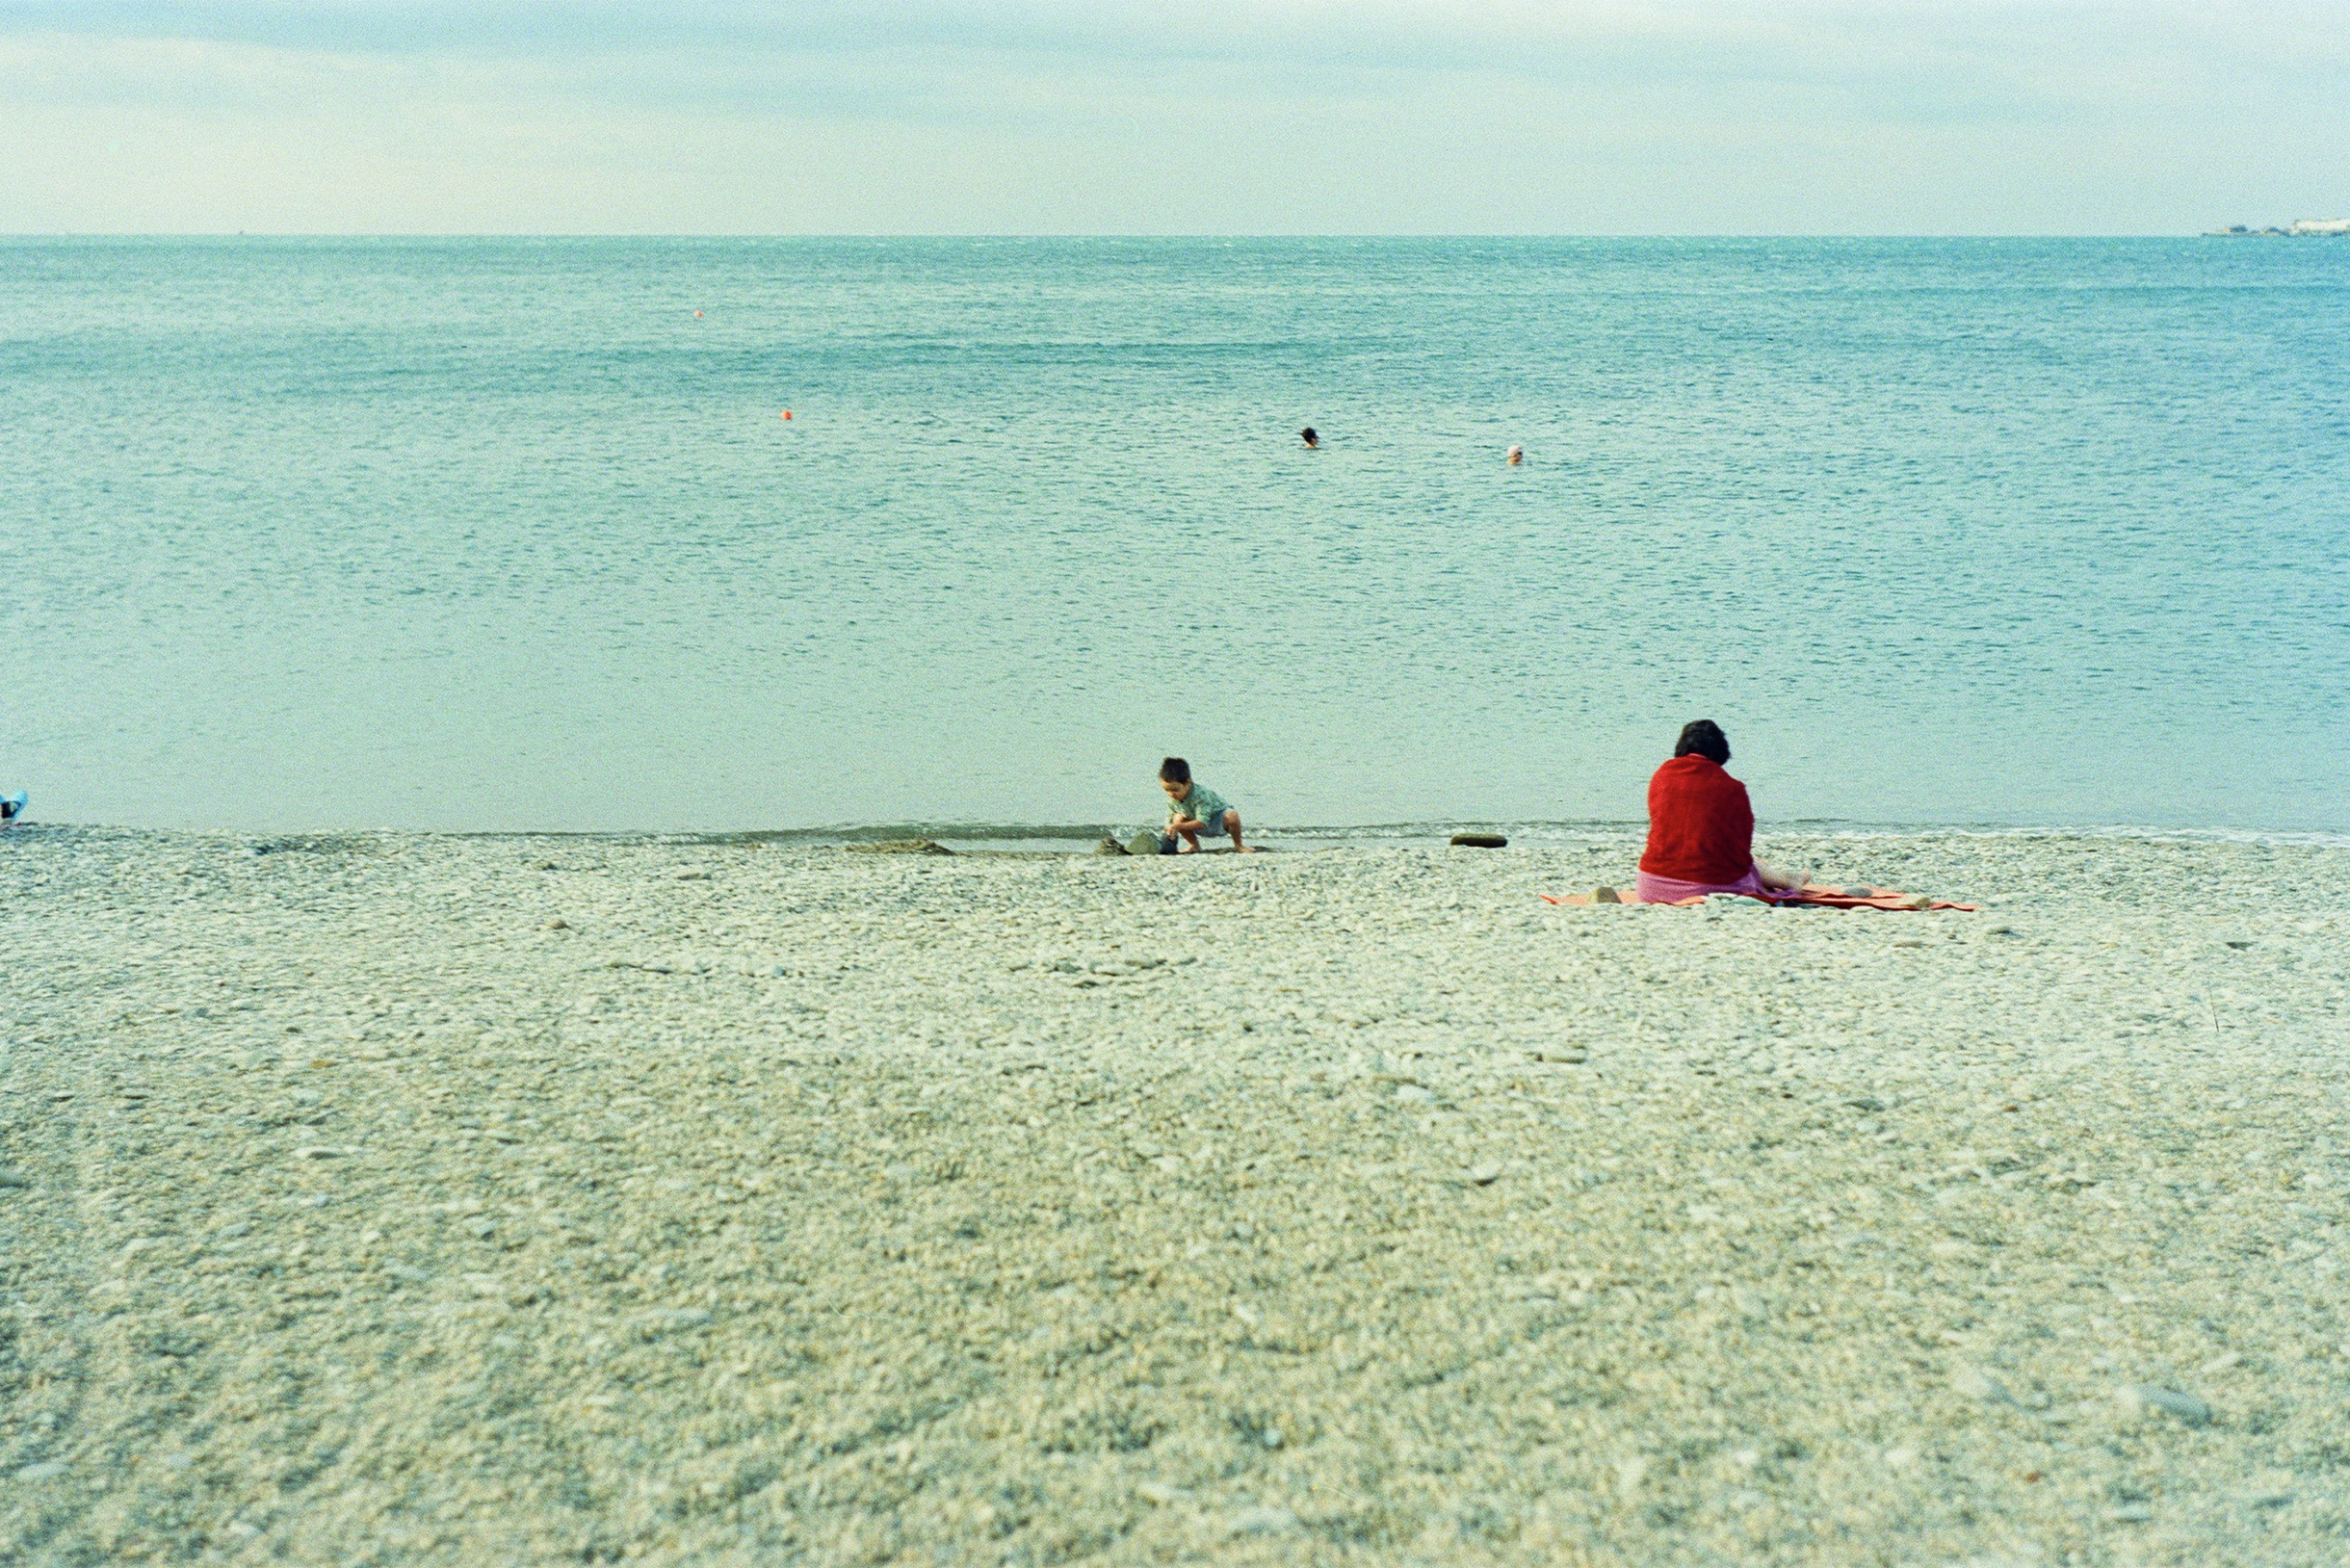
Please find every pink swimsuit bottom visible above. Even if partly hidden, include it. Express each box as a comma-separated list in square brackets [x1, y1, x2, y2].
[1633, 862, 1796, 904]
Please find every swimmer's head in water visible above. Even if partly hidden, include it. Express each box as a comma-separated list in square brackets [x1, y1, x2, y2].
[1506, 444, 1524, 463]
[1674, 719, 1731, 765]
[1300, 427, 1319, 447]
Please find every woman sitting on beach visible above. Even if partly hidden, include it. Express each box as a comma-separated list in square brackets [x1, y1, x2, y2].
[1635, 720, 1805, 904]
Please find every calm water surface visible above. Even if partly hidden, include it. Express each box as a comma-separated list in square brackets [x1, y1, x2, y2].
[4, 238, 2344, 834]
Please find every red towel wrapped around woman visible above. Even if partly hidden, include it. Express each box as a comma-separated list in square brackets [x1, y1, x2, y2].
[1634, 720, 1801, 903]
[1640, 753, 1755, 883]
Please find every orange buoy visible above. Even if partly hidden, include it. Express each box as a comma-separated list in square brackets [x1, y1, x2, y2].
[780, 410, 793, 421]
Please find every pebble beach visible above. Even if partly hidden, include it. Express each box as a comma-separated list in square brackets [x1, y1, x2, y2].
[4, 826, 2347, 1566]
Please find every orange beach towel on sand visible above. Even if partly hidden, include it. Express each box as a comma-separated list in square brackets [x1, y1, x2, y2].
[1541, 883, 1977, 912]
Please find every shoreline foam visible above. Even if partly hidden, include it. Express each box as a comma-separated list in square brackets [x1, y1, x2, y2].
[14, 816, 2350, 853]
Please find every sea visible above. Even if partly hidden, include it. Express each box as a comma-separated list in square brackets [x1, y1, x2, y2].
[4, 237, 2345, 844]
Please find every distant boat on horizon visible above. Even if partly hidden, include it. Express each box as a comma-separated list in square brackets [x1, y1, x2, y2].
[2206, 218, 2350, 237]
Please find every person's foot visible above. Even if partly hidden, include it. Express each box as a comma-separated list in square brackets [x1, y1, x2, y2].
[1234, 845, 1259, 853]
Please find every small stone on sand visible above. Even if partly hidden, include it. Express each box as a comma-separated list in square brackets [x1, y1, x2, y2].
[2119, 1384, 2213, 1425]
[1952, 1365, 2015, 1404]
[1225, 1505, 1299, 1535]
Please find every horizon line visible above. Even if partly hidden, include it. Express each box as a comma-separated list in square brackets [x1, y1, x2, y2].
[0, 230, 2259, 242]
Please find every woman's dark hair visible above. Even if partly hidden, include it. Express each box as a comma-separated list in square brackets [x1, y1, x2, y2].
[1674, 719, 1730, 764]
[1159, 756, 1191, 784]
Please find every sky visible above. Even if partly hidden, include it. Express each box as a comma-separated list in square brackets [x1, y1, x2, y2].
[2, 2, 2345, 234]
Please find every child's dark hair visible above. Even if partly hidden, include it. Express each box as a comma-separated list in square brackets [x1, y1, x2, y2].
[1159, 756, 1191, 784]
[1674, 719, 1730, 764]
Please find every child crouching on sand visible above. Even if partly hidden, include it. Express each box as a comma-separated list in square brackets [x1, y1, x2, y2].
[1159, 757, 1254, 853]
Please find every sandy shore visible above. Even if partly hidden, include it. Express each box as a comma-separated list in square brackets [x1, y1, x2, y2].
[3, 826, 2346, 1565]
